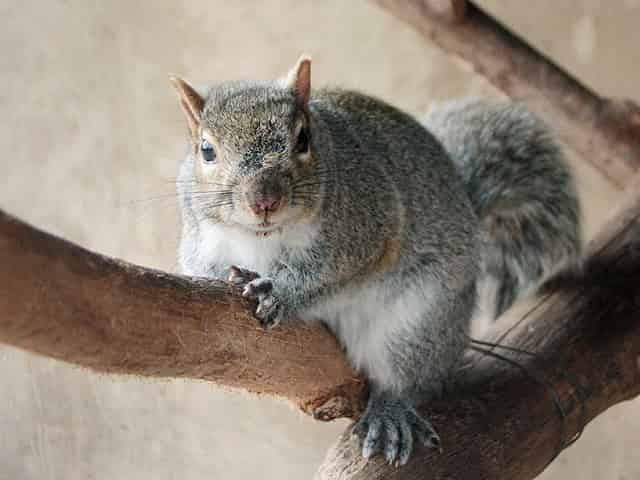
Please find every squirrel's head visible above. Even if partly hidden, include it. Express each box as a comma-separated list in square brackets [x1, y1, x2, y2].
[171, 56, 321, 235]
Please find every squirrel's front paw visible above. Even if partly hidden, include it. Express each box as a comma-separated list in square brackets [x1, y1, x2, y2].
[229, 266, 283, 329]
[352, 393, 441, 466]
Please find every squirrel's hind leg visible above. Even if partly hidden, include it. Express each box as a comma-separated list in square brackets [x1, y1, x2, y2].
[348, 280, 472, 465]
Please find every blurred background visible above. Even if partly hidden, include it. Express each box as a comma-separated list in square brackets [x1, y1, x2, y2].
[0, 1, 638, 478]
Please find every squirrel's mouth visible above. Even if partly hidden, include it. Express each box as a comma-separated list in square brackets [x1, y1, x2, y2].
[253, 225, 283, 237]
[243, 220, 284, 237]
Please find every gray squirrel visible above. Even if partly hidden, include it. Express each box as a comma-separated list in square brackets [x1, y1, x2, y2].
[170, 56, 581, 466]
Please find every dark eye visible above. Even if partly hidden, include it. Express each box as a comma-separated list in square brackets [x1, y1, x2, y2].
[200, 139, 217, 163]
[294, 127, 310, 154]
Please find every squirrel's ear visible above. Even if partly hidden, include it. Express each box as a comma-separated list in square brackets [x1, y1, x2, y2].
[284, 55, 311, 108]
[169, 75, 205, 136]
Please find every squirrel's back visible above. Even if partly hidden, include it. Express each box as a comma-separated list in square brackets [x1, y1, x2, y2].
[424, 100, 582, 321]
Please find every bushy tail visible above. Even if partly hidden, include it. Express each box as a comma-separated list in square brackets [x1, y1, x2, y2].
[424, 99, 582, 320]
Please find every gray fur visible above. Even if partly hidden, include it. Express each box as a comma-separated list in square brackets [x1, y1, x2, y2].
[424, 99, 582, 319]
[175, 73, 581, 465]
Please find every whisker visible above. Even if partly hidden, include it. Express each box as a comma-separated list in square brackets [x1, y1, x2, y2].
[120, 193, 187, 206]
[174, 180, 237, 188]
[187, 191, 235, 196]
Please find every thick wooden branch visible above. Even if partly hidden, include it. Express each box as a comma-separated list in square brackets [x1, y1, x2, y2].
[372, 0, 640, 188]
[316, 183, 640, 479]
[0, 210, 366, 420]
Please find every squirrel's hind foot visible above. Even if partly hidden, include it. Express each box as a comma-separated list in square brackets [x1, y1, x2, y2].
[352, 392, 440, 466]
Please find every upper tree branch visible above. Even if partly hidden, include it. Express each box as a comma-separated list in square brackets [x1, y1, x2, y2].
[373, 0, 640, 188]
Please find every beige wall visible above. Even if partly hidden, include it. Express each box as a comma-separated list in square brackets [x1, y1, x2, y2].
[481, 0, 640, 104]
[0, 1, 636, 479]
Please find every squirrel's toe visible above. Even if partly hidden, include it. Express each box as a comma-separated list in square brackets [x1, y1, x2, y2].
[396, 417, 414, 466]
[410, 411, 441, 450]
[360, 416, 382, 459]
[382, 419, 400, 465]
[243, 277, 273, 297]
[228, 265, 260, 287]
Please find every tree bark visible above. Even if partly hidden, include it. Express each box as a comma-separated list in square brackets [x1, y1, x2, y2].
[372, 0, 640, 189]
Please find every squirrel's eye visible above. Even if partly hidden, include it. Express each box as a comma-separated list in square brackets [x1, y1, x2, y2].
[294, 127, 310, 154]
[200, 139, 217, 163]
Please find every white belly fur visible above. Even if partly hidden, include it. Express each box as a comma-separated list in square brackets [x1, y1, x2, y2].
[303, 280, 437, 390]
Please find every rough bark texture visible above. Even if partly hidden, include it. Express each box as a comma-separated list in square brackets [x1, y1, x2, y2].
[373, 0, 640, 188]
[315, 181, 640, 479]
[0, 210, 367, 420]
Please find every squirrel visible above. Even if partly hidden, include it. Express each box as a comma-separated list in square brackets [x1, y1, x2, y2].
[170, 56, 581, 466]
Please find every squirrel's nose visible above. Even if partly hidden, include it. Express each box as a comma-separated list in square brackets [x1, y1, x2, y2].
[251, 193, 282, 215]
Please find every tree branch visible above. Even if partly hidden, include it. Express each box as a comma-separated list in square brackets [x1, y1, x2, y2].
[372, 0, 640, 188]
[0, 210, 366, 420]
